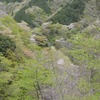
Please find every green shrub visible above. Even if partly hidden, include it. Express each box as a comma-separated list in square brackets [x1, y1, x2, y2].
[14, 0, 51, 27]
[50, 0, 86, 25]
[29, 0, 51, 14]
[14, 6, 36, 28]
[0, 0, 22, 3]
[0, 34, 16, 56]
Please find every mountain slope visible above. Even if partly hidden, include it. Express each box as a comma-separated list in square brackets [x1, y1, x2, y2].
[0, 0, 100, 100]
[49, 0, 86, 25]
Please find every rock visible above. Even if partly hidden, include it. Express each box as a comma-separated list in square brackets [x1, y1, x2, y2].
[30, 34, 36, 43]
[17, 21, 31, 32]
[55, 38, 65, 42]
[0, 2, 6, 11]
[55, 38, 72, 49]
[0, 10, 8, 18]
[42, 22, 52, 29]
[67, 23, 75, 30]
[94, 19, 100, 26]
[42, 88, 54, 100]
[82, 20, 100, 38]
[57, 59, 64, 65]
[67, 22, 81, 30]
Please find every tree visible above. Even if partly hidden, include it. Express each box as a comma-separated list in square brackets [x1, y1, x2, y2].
[0, 34, 16, 56]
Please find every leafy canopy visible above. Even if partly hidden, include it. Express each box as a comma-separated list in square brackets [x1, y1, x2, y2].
[0, 34, 16, 55]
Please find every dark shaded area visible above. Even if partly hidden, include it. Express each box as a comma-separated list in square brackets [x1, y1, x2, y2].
[96, 0, 100, 10]
[14, 6, 36, 28]
[0, 0, 22, 3]
[0, 34, 16, 56]
[14, 0, 51, 28]
[50, 0, 86, 25]
[29, 0, 51, 14]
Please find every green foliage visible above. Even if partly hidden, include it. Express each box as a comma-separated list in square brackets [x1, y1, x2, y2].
[0, 54, 12, 71]
[77, 78, 90, 95]
[14, 6, 36, 28]
[50, 0, 86, 25]
[0, 34, 16, 56]
[34, 35, 48, 47]
[0, 16, 32, 47]
[0, 51, 53, 100]
[96, 0, 100, 10]
[68, 33, 100, 69]
[29, 0, 51, 14]
[0, 1, 99, 99]
[14, 0, 51, 27]
[0, 0, 22, 3]
[0, 54, 19, 100]
[0, 16, 23, 35]
[0, 15, 53, 100]
[67, 32, 100, 98]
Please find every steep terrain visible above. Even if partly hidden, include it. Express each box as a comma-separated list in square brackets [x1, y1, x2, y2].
[0, 0, 100, 100]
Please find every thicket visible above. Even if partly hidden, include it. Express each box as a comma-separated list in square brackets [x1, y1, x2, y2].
[29, 0, 51, 14]
[67, 32, 100, 99]
[14, 6, 36, 28]
[0, 34, 16, 56]
[0, 0, 22, 3]
[0, 16, 53, 100]
[0, 52, 53, 100]
[14, 0, 51, 27]
[50, 0, 86, 25]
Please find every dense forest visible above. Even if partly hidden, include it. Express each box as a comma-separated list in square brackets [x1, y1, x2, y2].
[0, 0, 100, 100]
[49, 0, 86, 25]
[0, 0, 22, 3]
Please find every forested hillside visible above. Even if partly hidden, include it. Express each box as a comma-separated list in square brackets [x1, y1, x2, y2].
[0, 0, 100, 100]
[49, 0, 86, 25]
[0, 0, 22, 3]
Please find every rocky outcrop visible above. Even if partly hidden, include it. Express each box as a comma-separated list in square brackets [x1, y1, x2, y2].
[17, 21, 31, 32]
[0, 10, 7, 18]
[55, 38, 72, 49]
